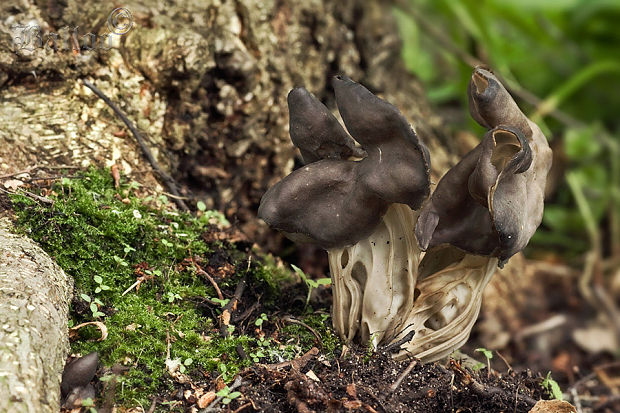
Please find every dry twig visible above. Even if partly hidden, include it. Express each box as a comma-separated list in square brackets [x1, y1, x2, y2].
[281, 316, 323, 349]
[261, 347, 319, 371]
[202, 376, 244, 413]
[220, 277, 247, 337]
[81, 79, 189, 211]
[388, 359, 418, 394]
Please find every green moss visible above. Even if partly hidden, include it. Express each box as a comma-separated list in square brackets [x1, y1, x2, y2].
[280, 313, 340, 357]
[9, 168, 328, 408]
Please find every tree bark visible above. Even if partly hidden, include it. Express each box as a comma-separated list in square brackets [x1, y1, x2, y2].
[0, 219, 73, 413]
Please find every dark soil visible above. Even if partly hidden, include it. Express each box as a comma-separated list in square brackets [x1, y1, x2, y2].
[225, 345, 546, 413]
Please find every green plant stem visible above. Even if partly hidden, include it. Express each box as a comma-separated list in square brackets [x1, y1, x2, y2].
[532, 60, 620, 122]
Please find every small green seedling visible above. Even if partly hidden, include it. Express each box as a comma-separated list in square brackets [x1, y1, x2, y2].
[255, 313, 268, 328]
[112, 255, 129, 267]
[166, 292, 182, 303]
[249, 349, 265, 363]
[179, 358, 193, 373]
[123, 244, 136, 254]
[81, 294, 105, 318]
[475, 347, 493, 378]
[212, 298, 230, 307]
[93, 275, 111, 293]
[291, 264, 331, 308]
[196, 202, 230, 226]
[81, 397, 97, 413]
[542, 372, 563, 400]
[216, 386, 242, 405]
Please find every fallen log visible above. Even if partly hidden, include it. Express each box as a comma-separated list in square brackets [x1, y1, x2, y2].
[0, 218, 73, 412]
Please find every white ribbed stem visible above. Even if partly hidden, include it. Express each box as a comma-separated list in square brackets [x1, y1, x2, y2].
[328, 204, 420, 347]
[327, 204, 498, 363]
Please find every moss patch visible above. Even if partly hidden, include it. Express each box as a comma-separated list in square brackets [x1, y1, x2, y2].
[9, 168, 340, 408]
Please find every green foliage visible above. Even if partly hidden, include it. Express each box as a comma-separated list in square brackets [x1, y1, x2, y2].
[395, 0, 620, 258]
[475, 347, 493, 360]
[216, 386, 242, 405]
[8, 168, 319, 407]
[280, 313, 340, 357]
[254, 313, 268, 328]
[542, 372, 564, 400]
[291, 264, 332, 309]
[475, 347, 493, 375]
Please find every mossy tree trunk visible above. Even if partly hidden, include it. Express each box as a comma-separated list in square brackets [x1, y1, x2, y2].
[0, 0, 459, 408]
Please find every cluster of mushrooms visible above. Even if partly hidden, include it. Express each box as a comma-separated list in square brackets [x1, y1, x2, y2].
[259, 68, 552, 363]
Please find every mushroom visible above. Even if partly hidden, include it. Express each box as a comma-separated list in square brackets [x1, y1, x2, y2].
[259, 69, 552, 362]
[416, 68, 552, 266]
[61, 352, 98, 408]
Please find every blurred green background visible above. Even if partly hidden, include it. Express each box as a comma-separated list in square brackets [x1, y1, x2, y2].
[394, 0, 620, 263]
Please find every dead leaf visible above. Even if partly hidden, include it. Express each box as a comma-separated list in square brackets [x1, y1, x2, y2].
[197, 391, 216, 408]
[528, 400, 576, 413]
[221, 309, 231, 325]
[342, 400, 363, 410]
[346, 383, 357, 398]
[111, 164, 121, 188]
[306, 370, 320, 382]
[3, 179, 24, 190]
[573, 325, 618, 354]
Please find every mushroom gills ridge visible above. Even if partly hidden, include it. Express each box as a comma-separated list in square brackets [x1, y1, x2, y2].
[328, 206, 498, 363]
[327, 204, 420, 348]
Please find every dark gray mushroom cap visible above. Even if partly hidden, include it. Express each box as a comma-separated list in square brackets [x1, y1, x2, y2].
[416, 68, 552, 266]
[61, 352, 98, 397]
[288, 87, 366, 164]
[332, 75, 431, 209]
[258, 160, 388, 248]
[468, 68, 532, 137]
[258, 77, 430, 249]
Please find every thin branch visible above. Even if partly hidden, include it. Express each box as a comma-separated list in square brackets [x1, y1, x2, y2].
[189, 255, 224, 301]
[81, 79, 189, 211]
[388, 359, 418, 394]
[220, 277, 247, 337]
[261, 347, 319, 371]
[281, 316, 323, 349]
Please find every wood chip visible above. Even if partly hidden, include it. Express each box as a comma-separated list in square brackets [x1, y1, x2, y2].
[197, 391, 216, 408]
[346, 383, 357, 398]
[69, 321, 108, 341]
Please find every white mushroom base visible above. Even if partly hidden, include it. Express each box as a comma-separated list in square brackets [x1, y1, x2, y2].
[327, 204, 498, 363]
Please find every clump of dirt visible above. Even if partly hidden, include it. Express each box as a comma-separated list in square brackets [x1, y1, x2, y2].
[235, 345, 548, 413]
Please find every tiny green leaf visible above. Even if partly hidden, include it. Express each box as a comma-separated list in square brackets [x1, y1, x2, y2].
[475, 347, 493, 360]
[542, 372, 563, 400]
